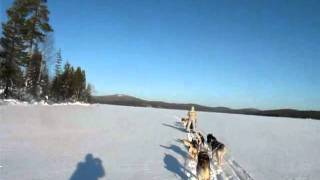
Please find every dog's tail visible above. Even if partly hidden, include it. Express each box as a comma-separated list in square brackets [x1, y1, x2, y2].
[223, 146, 231, 159]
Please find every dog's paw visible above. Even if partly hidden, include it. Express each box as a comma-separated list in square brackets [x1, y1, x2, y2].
[187, 160, 196, 167]
[216, 168, 223, 174]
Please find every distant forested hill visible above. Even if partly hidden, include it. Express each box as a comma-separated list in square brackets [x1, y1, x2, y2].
[91, 95, 320, 120]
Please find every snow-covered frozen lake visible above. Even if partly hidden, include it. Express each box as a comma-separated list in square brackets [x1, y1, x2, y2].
[1, 104, 320, 180]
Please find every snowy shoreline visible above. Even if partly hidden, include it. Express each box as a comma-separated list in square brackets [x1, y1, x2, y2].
[0, 99, 91, 106]
[2, 98, 318, 122]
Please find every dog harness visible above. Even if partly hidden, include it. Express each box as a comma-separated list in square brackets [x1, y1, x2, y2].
[211, 141, 224, 152]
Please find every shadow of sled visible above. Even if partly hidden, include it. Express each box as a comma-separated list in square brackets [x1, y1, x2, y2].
[70, 153, 105, 180]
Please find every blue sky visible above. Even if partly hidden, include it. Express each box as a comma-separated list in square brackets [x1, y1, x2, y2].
[1, 0, 320, 110]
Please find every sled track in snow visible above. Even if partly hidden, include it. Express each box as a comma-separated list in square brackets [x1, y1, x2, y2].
[172, 116, 254, 180]
[184, 154, 254, 180]
[227, 159, 254, 180]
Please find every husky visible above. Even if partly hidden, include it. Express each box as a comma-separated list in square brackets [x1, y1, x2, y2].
[181, 117, 196, 132]
[197, 151, 211, 180]
[207, 134, 227, 167]
[181, 117, 189, 128]
[186, 131, 205, 149]
[180, 139, 199, 160]
[195, 131, 205, 146]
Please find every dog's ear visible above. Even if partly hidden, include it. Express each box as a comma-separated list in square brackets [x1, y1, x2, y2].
[199, 132, 204, 139]
[200, 136, 205, 144]
[207, 133, 213, 143]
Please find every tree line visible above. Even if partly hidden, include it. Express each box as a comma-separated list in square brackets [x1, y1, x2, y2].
[0, 0, 92, 102]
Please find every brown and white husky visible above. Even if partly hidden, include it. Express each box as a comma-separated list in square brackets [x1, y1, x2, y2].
[197, 151, 211, 180]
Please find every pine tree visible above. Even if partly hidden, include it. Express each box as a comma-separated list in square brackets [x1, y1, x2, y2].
[50, 76, 59, 101]
[41, 32, 55, 76]
[49, 60, 91, 102]
[60, 62, 74, 101]
[21, 0, 53, 95]
[0, 2, 28, 98]
[50, 49, 63, 101]
[80, 70, 87, 101]
[55, 49, 62, 77]
[1, 0, 94, 103]
[0, 43, 24, 98]
[26, 49, 42, 98]
[0, 46, 4, 90]
[18, 0, 53, 53]
[72, 67, 87, 101]
[84, 83, 92, 103]
[39, 60, 49, 100]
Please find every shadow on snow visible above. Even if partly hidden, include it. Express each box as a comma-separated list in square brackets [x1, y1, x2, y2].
[70, 153, 105, 180]
[163, 153, 191, 180]
[160, 144, 188, 158]
[162, 123, 187, 133]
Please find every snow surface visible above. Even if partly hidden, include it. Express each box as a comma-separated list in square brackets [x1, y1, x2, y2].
[1, 104, 320, 180]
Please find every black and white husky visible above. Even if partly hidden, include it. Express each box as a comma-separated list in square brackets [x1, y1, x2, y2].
[207, 134, 227, 167]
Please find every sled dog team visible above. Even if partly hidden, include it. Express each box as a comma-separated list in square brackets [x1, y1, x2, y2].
[180, 106, 227, 180]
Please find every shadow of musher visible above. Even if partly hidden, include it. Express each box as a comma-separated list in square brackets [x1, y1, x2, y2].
[70, 153, 105, 180]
